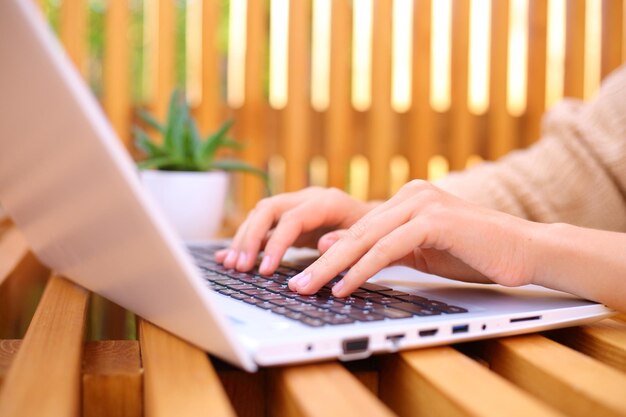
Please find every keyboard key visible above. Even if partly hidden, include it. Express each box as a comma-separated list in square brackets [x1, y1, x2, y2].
[370, 307, 413, 319]
[190, 246, 467, 327]
[392, 303, 442, 316]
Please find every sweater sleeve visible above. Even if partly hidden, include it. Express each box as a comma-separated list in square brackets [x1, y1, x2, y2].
[435, 64, 626, 232]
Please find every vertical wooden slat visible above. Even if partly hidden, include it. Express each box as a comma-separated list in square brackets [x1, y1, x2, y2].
[270, 363, 396, 417]
[564, 0, 586, 98]
[601, 0, 624, 78]
[83, 341, 143, 417]
[103, 0, 132, 146]
[488, 0, 514, 159]
[409, 0, 434, 180]
[0, 227, 49, 339]
[198, 0, 222, 133]
[139, 319, 236, 417]
[368, 0, 394, 199]
[326, 0, 353, 190]
[149, 0, 176, 120]
[524, 0, 548, 145]
[240, 0, 269, 212]
[0, 276, 89, 417]
[449, 0, 473, 169]
[482, 335, 626, 417]
[379, 348, 563, 417]
[59, 0, 88, 75]
[283, 0, 312, 192]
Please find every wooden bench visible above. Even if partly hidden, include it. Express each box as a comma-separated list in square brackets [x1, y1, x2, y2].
[1, 222, 626, 417]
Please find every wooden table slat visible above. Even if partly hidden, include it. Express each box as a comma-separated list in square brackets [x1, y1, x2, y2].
[481, 334, 626, 417]
[0, 275, 89, 417]
[139, 319, 236, 417]
[380, 346, 564, 417]
[271, 362, 397, 417]
[549, 319, 626, 373]
[83, 340, 143, 417]
[0, 340, 20, 389]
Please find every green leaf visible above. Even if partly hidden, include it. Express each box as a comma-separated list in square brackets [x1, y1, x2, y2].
[201, 119, 234, 162]
[164, 90, 188, 157]
[137, 156, 178, 170]
[137, 109, 164, 134]
[133, 127, 165, 157]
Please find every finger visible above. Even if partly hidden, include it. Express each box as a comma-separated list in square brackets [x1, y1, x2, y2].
[332, 217, 435, 297]
[261, 201, 346, 274]
[317, 230, 347, 254]
[229, 194, 300, 270]
[214, 249, 228, 262]
[222, 217, 250, 269]
[289, 200, 415, 294]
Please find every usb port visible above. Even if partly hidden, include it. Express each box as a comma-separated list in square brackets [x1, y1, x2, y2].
[342, 337, 369, 355]
[418, 328, 438, 337]
[452, 324, 469, 334]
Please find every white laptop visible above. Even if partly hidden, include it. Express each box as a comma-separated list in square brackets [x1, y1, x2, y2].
[0, 0, 614, 372]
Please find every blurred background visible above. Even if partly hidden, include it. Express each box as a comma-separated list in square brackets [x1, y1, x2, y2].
[34, 0, 626, 214]
[2, 0, 624, 342]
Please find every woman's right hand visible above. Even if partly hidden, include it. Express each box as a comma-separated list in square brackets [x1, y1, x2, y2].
[215, 187, 378, 275]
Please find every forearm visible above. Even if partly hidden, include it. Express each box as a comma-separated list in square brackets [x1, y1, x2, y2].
[532, 222, 626, 311]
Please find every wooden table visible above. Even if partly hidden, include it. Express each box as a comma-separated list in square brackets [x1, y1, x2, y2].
[1, 222, 626, 417]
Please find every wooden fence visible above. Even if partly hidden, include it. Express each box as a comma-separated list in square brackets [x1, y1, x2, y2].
[37, 0, 625, 212]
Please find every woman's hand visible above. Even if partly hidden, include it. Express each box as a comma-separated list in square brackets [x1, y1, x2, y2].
[215, 187, 379, 274]
[287, 180, 541, 297]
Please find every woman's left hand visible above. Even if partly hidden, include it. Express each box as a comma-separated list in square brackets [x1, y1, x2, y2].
[288, 180, 541, 297]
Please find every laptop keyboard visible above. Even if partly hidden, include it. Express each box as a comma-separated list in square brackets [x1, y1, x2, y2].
[188, 246, 468, 327]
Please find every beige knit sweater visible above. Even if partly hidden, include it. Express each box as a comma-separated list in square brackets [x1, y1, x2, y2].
[436, 64, 626, 232]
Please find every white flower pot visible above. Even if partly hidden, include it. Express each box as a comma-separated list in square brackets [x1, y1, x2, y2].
[140, 169, 228, 241]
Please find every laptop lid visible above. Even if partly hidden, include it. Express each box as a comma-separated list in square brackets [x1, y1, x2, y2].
[0, 0, 256, 372]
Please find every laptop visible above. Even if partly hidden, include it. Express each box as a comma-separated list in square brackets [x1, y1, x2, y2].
[0, 0, 614, 372]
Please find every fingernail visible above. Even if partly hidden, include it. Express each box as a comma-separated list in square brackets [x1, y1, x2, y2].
[225, 250, 238, 267]
[259, 255, 272, 273]
[237, 252, 248, 270]
[332, 280, 345, 297]
[290, 272, 311, 290]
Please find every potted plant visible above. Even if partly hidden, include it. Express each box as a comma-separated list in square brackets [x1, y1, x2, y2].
[134, 91, 267, 241]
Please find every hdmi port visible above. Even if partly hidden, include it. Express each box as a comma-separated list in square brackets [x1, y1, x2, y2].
[419, 328, 438, 337]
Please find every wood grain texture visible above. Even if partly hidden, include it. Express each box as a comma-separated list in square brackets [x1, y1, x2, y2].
[409, 0, 434, 180]
[270, 362, 396, 417]
[0, 227, 49, 339]
[481, 334, 626, 417]
[83, 341, 142, 417]
[380, 347, 563, 417]
[564, 0, 586, 98]
[103, 0, 132, 147]
[601, 0, 624, 78]
[488, 0, 515, 159]
[524, 0, 548, 146]
[548, 319, 626, 373]
[139, 319, 236, 417]
[59, 0, 87, 75]
[197, 0, 222, 133]
[0, 340, 21, 389]
[368, 0, 394, 199]
[326, 0, 353, 189]
[239, 0, 268, 212]
[0, 276, 89, 417]
[283, 0, 312, 193]
[217, 366, 267, 417]
[449, 0, 474, 170]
